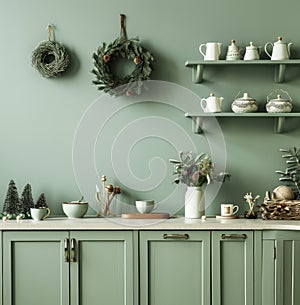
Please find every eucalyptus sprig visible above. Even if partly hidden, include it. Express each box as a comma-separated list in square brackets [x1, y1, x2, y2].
[276, 147, 300, 198]
[170, 151, 230, 187]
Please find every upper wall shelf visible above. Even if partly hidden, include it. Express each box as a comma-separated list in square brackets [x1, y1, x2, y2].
[185, 60, 300, 84]
[185, 112, 300, 134]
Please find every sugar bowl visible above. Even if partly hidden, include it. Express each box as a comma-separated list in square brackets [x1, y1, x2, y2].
[266, 89, 293, 113]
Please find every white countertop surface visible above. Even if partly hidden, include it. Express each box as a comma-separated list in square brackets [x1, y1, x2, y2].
[1, 216, 300, 231]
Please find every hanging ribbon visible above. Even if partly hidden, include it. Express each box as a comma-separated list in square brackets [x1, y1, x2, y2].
[120, 14, 127, 39]
[47, 24, 52, 41]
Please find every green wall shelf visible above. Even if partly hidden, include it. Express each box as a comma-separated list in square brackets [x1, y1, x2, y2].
[185, 60, 300, 83]
[185, 112, 300, 134]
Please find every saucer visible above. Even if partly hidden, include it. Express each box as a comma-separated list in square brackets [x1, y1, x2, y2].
[216, 215, 239, 219]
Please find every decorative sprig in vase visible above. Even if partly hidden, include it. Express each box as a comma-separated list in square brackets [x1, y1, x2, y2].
[95, 175, 121, 217]
[170, 151, 230, 218]
[244, 192, 260, 219]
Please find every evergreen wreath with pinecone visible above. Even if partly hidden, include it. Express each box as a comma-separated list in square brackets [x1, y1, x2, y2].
[92, 14, 154, 97]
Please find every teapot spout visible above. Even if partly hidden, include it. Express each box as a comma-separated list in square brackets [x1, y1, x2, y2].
[220, 97, 224, 103]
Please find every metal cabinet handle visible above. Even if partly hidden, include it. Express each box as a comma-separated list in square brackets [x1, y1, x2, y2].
[221, 233, 247, 240]
[64, 238, 69, 262]
[163, 233, 189, 240]
[70, 238, 76, 262]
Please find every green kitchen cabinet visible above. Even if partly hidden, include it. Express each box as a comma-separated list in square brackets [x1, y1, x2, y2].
[212, 231, 254, 305]
[262, 231, 300, 305]
[3, 231, 134, 305]
[139, 231, 211, 305]
[69, 231, 135, 305]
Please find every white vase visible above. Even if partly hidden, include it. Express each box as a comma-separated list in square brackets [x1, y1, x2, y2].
[184, 186, 205, 219]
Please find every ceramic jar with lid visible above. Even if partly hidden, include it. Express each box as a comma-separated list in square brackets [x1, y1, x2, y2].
[266, 89, 292, 113]
[243, 42, 261, 60]
[226, 40, 242, 60]
[231, 92, 258, 113]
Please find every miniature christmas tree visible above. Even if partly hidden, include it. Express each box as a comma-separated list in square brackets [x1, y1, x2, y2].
[20, 184, 35, 218]
[36, 193, 48, 208]
[3, 180, 20, 218]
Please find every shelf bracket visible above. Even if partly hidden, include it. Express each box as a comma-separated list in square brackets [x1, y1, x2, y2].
[191, 64, 204, 83]
[191, 116, 203, 134]
[275, 64, 286, 83]
[274, 117, 285, 133]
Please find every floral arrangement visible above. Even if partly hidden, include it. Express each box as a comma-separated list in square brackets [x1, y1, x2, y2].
[169, 151, 230, 187]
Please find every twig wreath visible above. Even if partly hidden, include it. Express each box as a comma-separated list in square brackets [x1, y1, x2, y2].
[31, 25, 70, 78]
[92, 14, 154, 96]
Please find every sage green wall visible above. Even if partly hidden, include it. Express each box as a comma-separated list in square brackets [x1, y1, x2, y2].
[0, 0, 299, 216]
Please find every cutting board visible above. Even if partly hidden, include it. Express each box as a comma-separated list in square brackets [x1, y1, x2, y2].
[121, 213, 170, 219]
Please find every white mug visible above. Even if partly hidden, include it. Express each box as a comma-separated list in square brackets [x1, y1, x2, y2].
[221, 204, 239, 217]
[199, 42, 222, 61]
[30, 207, 51, 221]
[135, 200, 157, 214]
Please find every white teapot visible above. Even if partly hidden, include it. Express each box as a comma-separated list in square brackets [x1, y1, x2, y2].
[201, 93, 224, 113]
[264, 36, 293, 60]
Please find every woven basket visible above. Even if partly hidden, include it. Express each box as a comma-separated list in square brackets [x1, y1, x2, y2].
[262, 198, 300, 220]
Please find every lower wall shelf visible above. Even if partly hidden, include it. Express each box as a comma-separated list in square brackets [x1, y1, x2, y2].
[185, 112, 300, 134]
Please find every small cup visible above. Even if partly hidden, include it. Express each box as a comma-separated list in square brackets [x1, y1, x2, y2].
[30, 207, 51, 221]
[135, 200, 157, 214]
[221, 204, 239, 217]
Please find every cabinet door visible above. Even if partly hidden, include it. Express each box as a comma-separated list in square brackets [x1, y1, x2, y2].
[3, 231, 69, 305]
[263, 231, 300, 305]
[139, 231, 210, 305]
[69, 231, 134, 305]
[212, 231, 254, 305]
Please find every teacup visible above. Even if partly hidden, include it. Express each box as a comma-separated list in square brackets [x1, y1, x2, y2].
[220, 204, 239, 217]
[30, 207, 51, 221]
[135, 200, 157, 214]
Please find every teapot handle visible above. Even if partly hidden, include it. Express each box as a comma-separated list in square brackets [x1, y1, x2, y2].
[199, 44, 206, 57]
[264, 42, 273, 59]
[200, 98, 207, 111]
[266, 89, 292, 102]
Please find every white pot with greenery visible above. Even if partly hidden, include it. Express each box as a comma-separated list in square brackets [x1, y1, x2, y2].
[170, 151, 230, 219]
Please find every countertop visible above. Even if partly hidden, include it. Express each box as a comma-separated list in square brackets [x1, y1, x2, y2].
[1, 216, 300, 231]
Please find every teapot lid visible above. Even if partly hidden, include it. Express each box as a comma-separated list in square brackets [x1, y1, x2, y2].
[235, 92, 256, 102]
[246, 41, 257, 49]
[275, 36, 285, 44]
[270, 94, 290, 103]
[210, 93, 215, 97]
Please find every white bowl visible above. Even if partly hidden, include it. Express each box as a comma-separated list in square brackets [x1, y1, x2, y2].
[62, 202, 88, 218]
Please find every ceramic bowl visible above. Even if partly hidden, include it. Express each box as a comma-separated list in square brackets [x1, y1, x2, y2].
[62, 202, 89, 218]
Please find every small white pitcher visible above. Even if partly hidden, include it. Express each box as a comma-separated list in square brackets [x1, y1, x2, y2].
[199, 42, 222, 60]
